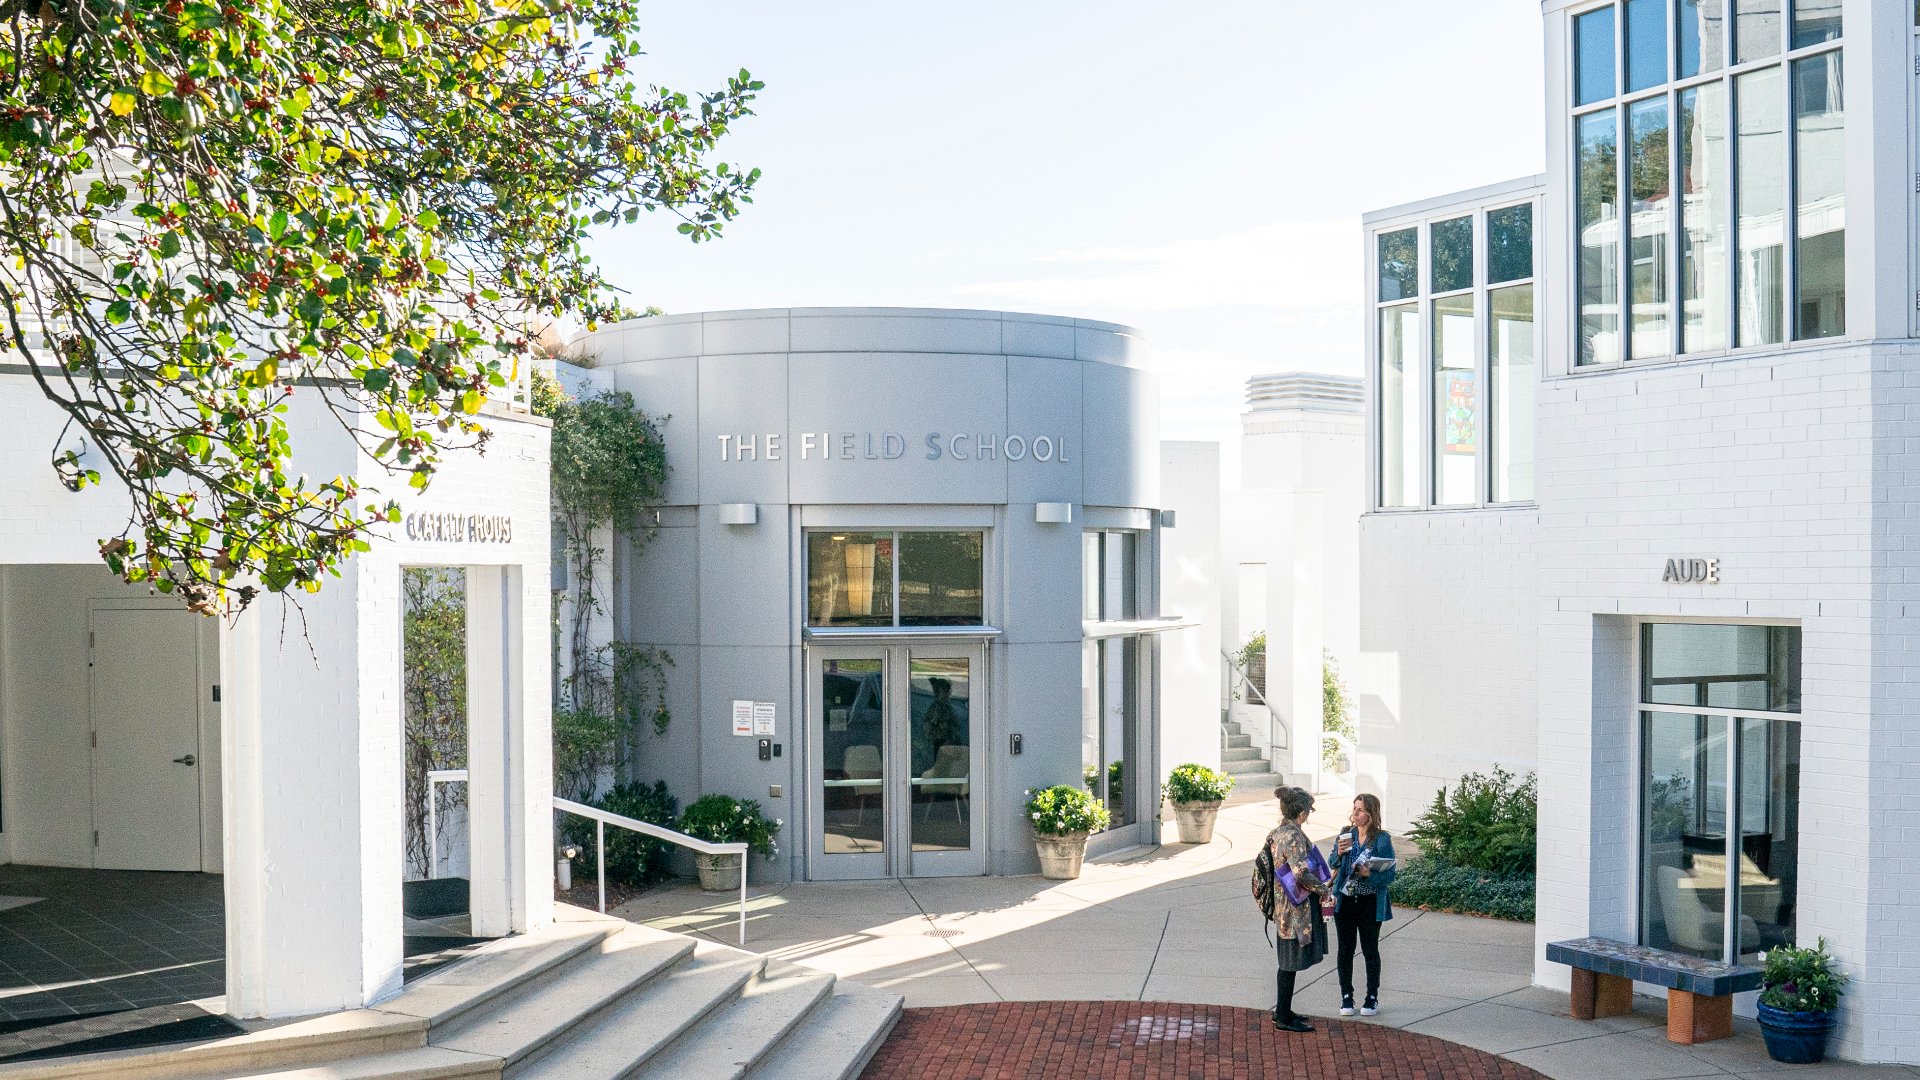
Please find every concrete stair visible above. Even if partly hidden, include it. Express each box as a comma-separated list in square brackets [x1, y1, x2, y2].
[0, 909, 901, 1080]
[1220, 716, 1272, 776]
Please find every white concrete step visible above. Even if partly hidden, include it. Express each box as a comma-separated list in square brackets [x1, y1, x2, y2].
[505, 943, 764, 1080]
[434, 928, 696, 1067]
[0, 1010, 433, 1080]
[377, 919, 623, 1029]
[1221, 745, 1264, 762]
[620, 962, 835, 1080]
[1223, 733, 1253, 749]
[743, 984, 903, 1080]
[226, 1047, 499, 1080]
[1223, 756, 1272, 775]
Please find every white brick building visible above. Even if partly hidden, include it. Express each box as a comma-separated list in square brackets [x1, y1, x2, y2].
[1359, 0, 1918, 1063]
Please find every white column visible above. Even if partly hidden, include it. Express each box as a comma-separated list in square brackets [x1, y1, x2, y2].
[1283, 492, 1325, 785]
[465, 565, 552, 937]
[221, 564, 405, 1018]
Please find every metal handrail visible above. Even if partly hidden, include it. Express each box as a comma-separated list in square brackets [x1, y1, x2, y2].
[1222, 649, 1289, 771]
[554, 797, 751, 946]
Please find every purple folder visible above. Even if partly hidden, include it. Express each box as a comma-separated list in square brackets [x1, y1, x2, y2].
[1276, 845, 1333, 906]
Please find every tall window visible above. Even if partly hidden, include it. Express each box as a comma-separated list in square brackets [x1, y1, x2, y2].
[1639, 623, 1800, 963]
[1573, 0, 1843, 366]
[1372, 200, 1537, 510]
[1082, 531, 1142, 831]
[807, 531, 985, 627]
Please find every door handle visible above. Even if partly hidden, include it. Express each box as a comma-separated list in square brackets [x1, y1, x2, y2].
[173, 754, 197, 766]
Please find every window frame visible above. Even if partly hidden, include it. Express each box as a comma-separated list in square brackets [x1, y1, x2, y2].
[1368, 193, 1543, 514]
[803, 528, 989, 630]
[1565, 0, 1846, 373]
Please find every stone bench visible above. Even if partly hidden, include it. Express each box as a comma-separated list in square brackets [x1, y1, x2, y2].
[1546, 937, 1762, 1045]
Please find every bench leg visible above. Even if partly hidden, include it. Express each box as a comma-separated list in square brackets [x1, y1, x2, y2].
[1667, 989, 1733, 1044]
[1571, 969, 1633, 1020]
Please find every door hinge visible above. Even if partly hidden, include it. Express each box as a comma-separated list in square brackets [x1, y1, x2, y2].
[211, 684, 220, 703]
[92, 830, 99, 847]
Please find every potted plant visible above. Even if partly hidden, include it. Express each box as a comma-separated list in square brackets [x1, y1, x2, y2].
[1163, 763, 1235, 844]
[1026, 785, 1110, 880]
[1755, 938, 1848, 1064]
[678, 794, 780, 892]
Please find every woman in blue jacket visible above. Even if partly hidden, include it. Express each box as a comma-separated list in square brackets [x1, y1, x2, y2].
[1331, 792, 1396, 1017]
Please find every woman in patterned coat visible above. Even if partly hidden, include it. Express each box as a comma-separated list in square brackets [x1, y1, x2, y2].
[1266, 785, 1332, 1032]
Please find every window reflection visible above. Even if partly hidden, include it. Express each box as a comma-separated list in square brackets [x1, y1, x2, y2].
[1486, 204, 1534, 285]
[1576, 7, 1617, 106]
[808, 531, 984, 628]
[1792, 52, 1844, 341]
[807, 533, 893, 627]
[909, 658, 972, 852]
[820, 659, 886, 855]
[1489, 285, 1535, 503]
[1378, 304, 1420, 507]
[1678, 0, 1725, 79]
[1626, 0, 1668, 92]
[1577, 111, 1620, 366]
[1378, 228, 1418, 302]
[1081, 637, 1137, 831]
[899, 532, 985, 626]
[1628, 98, 1671, 360]
[1734, 0, 1782, 63]
[1679, 84, 1729, 354]
[1642, 623, 1801, 713]
[1791, 0, 1840, 48]
[1430, 216, 1474, 295]
[1735, 66, 1785, 348]
[1432, 294, 1477, 504]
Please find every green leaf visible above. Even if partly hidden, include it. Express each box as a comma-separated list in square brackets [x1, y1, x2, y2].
[269, 211, 288, 241]
[416, 210, 440, 229]
[105, 300, 132, 324]
[361, 369, 392, 392]
[139, 70, 173, 96]
[109, 91, 137, 117]
[158, 232, 181, 259]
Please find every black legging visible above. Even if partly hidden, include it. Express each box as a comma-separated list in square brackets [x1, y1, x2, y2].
[1274, 968, 1298, 1021]
[1335, 896, 1382, 997]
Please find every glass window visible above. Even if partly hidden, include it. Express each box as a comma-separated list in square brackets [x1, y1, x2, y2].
[1791, 0, 1840, 48]
[1735, 717, 1799, 962]
[1679, 84, 1730, 353]
[1629, 97, 1672, 360]
[1489, 284, 1536, 503]
[1578, 110, 1621, 366]
[1641, 711, 1730, 959]
[1430, 216, 1474, 294]
[1432, 293, 1477, 505]
[820, 658, 886, 855]
[909, 657, 972, 852]
[1487, 204, 1534, 284]
[1678, 0, 1725, 79]
[1576, 7, 1618, 106]
[1792, 51, 1844, 341]
[808, 532, 894, 627]
[1735, 0, 1782, 63]
[1626, 0, 1669, 92]
[1081, 532, 1101, 621]
[1378, 228, 1419, 302]
[1735, 66, 1785, 348]
[1083, 530, 1138, 621]
[1082, 637, 1137, 831]
[1642, 623, 1801, 712]
[899, 532, 985, 626]
[1378, 304, 1421, 508]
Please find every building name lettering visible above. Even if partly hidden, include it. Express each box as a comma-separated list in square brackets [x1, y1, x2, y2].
[716, 432, 1071, 464]
[1661, 557, 1719, 585]
[405, 512, 514, 543]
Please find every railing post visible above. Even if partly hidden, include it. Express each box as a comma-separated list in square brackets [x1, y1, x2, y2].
[426, 787, 438, 881]
[595, 819, 606, 914]
[738, 848, 747, 946]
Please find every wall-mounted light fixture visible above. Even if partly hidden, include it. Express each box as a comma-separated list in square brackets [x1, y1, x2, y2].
[1158, 510, 1178, 528]
[1035, 502, 1073, 524]
[718, 502, 758, 526]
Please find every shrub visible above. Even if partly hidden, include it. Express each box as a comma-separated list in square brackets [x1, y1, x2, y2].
[679, 794, 781, 859]
[1406, 767, 1538, 876]
[1760, 939, 1848, 1013]
[1164, 763, 1235, 805]
[561, 780, 679, 887]
[1388, 853, 1535, 922]
[1322, 651, 1356, 771]
[1026, 784, 1111, 836]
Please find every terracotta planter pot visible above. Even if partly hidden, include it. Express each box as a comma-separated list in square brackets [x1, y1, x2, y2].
[695, 851, 743, 893]
[1035, 831, 1090, 880]
[1171, 800, 1223, 844]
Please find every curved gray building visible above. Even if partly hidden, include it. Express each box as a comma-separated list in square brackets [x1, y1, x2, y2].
[574, 307, 1173, 880]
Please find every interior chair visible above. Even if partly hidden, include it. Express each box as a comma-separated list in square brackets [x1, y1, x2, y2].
[918, 744, 970, 823]
[844, 745, 882, 825]
[1655, 864, 1760, 955]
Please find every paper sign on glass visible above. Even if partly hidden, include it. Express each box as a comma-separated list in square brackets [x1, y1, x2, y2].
[732, 700, 754, 737]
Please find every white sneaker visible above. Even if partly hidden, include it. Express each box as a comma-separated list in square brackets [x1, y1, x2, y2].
[1339, 995, 1356, 1016]
[1361, 996, 1379, 1017]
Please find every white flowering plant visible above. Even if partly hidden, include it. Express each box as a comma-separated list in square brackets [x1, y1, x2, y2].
[1025, 784, 1111, 837]
[1164, 763, 1235, 805]
[679, 794, 781, 859]
[1758, 938, 1847, 1014]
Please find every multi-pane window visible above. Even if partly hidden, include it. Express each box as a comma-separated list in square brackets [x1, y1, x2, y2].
[1638, 623, 1801, 964]
[1572, 0, 1844, 367]
[1373, 200, 1538, 509]
[1082, 531, 1142, 832]
[807, 531, 985, 627]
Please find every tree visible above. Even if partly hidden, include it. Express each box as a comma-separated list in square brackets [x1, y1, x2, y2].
[0, 0, 760, 615]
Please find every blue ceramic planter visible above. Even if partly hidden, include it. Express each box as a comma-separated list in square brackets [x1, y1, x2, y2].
[1756, 1002, 1834, 1064]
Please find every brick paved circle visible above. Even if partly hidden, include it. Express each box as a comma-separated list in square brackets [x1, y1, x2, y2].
[860, 1002, 1548, 1080]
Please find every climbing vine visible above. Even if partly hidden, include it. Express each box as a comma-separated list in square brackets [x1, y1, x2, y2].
[536, 370, 672, 802]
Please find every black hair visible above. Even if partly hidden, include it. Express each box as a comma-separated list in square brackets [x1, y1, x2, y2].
[1275, 785, 1315, 821]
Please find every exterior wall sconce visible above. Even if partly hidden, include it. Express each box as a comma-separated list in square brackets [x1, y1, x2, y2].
[718, 502, 758, 525]
[1035, 502, 1073, 524]
[1159, 510, 1177, 528]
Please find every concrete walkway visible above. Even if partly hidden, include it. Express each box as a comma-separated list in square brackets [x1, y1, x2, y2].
[616, 798, 1914, 1080]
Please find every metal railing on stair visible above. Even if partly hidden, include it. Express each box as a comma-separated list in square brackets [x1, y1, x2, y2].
[1222, 648, 1288, 774]
[554, 797, 751, 946]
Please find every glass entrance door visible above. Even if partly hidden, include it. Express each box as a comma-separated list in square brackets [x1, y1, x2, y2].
[808, 643, 986, 879]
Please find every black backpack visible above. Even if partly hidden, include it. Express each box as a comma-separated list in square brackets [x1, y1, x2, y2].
[1251, 835, 1277, 924]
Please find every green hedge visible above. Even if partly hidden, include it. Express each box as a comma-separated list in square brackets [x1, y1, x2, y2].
[1388, 853, 1535, 922]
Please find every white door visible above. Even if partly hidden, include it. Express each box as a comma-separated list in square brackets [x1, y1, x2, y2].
[91, 607, 203, 871]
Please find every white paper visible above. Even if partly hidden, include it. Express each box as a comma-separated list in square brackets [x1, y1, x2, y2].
[731, 700, 754, 737]
[752, 701, 775, 736]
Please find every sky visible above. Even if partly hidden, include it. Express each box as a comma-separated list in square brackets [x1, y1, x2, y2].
[587, 2, 1546, 475]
